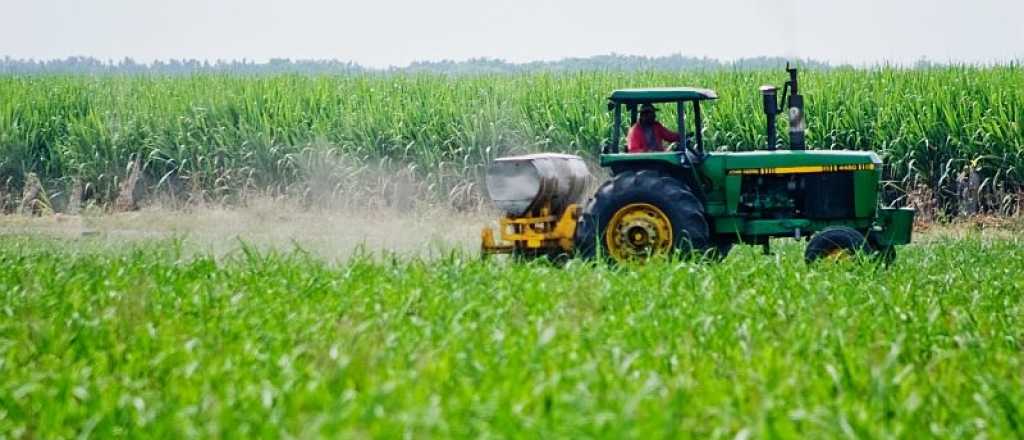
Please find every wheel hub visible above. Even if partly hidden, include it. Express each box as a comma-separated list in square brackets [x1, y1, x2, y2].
[823, 247, 852, 261]
[605, 203, 673, 261]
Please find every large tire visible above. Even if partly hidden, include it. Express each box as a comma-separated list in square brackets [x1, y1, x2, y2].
[575, 170, 710, 263]
[804, 226, 870, 263]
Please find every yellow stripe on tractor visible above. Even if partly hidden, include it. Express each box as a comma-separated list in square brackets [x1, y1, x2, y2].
[481, 204, 580, 256]
[727, 163, 875, 175]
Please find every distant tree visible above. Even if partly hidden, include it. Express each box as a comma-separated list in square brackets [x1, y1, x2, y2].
[0, 54, 844, 76]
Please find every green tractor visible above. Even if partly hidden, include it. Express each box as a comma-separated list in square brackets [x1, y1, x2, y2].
[481, 65, 915, 263]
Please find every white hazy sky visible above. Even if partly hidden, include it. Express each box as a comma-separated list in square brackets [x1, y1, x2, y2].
[2, 0, 1021, 67]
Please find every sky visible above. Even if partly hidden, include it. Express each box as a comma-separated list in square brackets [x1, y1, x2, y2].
[2, 0, 1021, 67]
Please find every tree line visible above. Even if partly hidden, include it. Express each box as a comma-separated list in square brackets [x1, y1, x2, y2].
[0, 54, 833, 75]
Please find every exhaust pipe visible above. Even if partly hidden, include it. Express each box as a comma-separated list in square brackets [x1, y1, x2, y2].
[784, 64, 806, 150]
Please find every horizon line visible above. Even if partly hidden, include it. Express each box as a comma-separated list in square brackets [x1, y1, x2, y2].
[3, 53, 1022, 70]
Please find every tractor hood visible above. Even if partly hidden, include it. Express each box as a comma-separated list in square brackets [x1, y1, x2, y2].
[599, 149, 882, 172]
[712, 150, 882, 175]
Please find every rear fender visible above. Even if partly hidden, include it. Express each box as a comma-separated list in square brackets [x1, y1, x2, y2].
[608, 161, 705, 206]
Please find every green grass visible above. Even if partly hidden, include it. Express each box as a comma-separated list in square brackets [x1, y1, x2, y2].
[1, 235, 1022, 437]
[1, 66, 1022, 210]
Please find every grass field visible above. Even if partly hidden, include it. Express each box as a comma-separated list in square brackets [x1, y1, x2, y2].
[2, 231, 1022, 438]
[2, 66, 1022, 212]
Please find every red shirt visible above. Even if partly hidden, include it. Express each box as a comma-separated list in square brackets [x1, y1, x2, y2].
[627, 122, 681, 153]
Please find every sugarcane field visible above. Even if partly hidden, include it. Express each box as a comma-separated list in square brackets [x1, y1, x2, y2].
[2, 1, 1023, 438]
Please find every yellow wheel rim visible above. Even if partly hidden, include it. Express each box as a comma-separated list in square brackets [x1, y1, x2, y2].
[823, 247, 851, 262]
[604, 203, 673, 262]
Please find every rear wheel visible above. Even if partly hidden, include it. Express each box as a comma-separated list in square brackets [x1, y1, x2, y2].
[804, 226, 869, 263]
[575, 170, 710, 263]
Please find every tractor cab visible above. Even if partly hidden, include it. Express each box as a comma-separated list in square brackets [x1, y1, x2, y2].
[604, 87, 718, 158]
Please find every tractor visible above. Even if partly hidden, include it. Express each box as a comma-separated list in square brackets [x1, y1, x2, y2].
[481, 65, 915, 263]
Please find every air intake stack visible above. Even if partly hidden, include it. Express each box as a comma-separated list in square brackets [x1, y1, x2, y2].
[760, 63, 806, 150]
[760, 85, 778, 150]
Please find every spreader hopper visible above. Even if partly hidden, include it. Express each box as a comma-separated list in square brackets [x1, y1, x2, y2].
[481, 153, 593, 257]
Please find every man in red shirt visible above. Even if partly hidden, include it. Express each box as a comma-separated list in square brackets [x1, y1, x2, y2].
[627, 104, 681, 153]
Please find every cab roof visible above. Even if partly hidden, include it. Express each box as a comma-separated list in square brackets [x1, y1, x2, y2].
[609, 87, 718, 104]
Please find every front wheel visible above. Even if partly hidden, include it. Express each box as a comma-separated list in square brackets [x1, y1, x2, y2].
[804, 226, 870, 263]
[575, 170, 710, 263]
[867, 233, 897, 265]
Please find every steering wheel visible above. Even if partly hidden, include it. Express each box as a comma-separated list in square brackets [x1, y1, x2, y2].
[671, 132, 697, 152]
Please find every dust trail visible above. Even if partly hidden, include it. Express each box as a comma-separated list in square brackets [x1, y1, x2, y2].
[0, 144, 505, 259]
[0, 199, 494, 260]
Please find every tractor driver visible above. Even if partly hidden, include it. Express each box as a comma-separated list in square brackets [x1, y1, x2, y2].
[627, 103, 681, 153]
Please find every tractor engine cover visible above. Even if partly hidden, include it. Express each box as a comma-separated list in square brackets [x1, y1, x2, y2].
[485, 153, 593, 216]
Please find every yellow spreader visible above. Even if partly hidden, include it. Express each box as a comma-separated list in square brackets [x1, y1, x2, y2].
[480, 153, 592, 258]
[481, 203, 580, 256]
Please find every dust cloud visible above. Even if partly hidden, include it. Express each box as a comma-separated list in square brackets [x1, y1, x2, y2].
[0, 146, 509, 259]
[0, 199, 494, 260]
